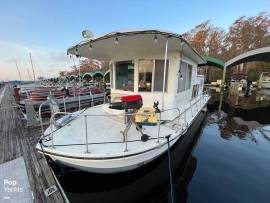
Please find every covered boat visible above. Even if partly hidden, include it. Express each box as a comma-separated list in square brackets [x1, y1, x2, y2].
[36, 29, 210, 173]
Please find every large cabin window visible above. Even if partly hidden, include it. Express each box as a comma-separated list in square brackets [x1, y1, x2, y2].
[138, 59, 154, 92]
[185, 64, 192, 89]
[178, 61, 192, 92]
[153, 60, 169, 92]
[115, 61, 134, 91]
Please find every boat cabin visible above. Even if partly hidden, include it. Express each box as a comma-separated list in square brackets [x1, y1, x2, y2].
[68, 29, 205, 119]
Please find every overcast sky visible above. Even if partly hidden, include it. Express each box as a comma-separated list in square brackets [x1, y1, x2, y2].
[0, 0, 269, 80]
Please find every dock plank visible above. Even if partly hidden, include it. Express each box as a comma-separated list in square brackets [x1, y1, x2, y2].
[0, 85, 65, 203]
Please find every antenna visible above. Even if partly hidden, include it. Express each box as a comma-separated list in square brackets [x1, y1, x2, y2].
[82, 30, 94, 39]
[15, 61, 22, 81]
[29, 53, 36, 81]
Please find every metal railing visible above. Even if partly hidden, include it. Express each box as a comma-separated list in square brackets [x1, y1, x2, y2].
[40, 91, 210, 152]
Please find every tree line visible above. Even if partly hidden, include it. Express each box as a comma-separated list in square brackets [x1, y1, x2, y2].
[60, 12, 269, 82]
[183, 12, 270, 82]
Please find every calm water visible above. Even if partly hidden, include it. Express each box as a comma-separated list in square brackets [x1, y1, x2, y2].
[55, 89, 270, 203]
[188, 89, 270, 203]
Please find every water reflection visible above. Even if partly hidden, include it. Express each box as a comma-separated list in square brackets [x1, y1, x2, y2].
[188, 88, 270, 203]
[208, 88, 270, 137]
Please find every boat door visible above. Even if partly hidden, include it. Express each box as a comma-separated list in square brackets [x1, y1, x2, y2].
[174, 60, 193, 107]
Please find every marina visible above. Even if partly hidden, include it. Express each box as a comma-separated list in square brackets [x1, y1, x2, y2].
[0, 2, 270, 202]
[3, 83, 270, 202]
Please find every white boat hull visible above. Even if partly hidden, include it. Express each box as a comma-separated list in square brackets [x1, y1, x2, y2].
[40, 136, 179, 173]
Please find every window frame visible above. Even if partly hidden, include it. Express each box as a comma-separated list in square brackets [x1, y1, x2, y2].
[177, 60, 193, 93]
[114, 60, 135, 92]
[153, 59, 169, 92]
[138, 59, 154, 92]
[137, 59, 169, 93]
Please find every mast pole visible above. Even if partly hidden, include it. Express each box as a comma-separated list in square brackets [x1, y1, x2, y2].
[29, 53, 36, 81]
[161, 38, 169, 110]
[15, 61, 22, 81]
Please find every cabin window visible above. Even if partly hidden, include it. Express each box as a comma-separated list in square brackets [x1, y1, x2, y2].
[177, 61, 192, 92]
[138, 59, 154, 92]
[115, 61, 134, 91]
[185, 64, 192, 89]
[177, 61, 187, 92]
[199, 77, 203, 89]
[153, 60, 169, 92]
[192, 84, 200, 99]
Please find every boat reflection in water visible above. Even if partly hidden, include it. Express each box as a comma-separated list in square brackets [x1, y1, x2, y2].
[50, 111, 207, 203]
[207, 88, 270, 141]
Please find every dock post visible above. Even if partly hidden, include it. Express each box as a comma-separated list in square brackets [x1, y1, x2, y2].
[222, 65, 227, 88]
[25, 99, 39, 127]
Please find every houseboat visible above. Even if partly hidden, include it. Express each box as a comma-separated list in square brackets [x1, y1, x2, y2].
[36, 29, 210, 173]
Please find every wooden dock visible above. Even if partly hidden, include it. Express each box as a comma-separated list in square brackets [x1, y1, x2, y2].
[0, 85, 66, 203]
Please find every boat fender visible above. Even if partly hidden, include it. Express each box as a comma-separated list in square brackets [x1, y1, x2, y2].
[141, 134, 150, 142]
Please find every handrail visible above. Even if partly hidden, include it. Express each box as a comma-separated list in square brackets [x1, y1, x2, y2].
[39, 100, 49, 135]
[43, 92, 210, 150]
[161, 107, 181, 118]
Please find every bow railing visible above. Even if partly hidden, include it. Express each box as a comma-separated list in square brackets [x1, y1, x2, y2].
[39, 91, 210, 152]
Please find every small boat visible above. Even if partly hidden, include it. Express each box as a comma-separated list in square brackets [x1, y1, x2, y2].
[36, 29, 210, 173]
[258, 72, 270, 89]
[14, 82, 43, 101]
[16, 85, 105, 113]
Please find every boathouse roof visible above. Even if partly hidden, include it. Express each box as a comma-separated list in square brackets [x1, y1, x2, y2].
[225, 46, 270, 68]
[199, 56, 225, 69]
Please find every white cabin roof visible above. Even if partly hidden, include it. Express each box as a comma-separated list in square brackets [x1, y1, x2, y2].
[67, 29, 205, 64]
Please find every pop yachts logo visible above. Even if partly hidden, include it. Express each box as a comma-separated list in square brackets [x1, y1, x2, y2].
[3, 179, 23, 193]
